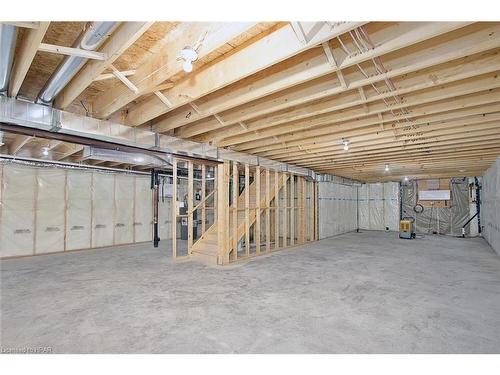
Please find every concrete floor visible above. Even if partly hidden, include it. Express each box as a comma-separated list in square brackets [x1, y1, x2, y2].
[1, 231, 500, 353]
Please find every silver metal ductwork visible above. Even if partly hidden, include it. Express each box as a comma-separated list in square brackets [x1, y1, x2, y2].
[0, 96, 316, 178]
[36, 22, 118, 105]
[82, 146, 173, 168]
[0, 24, 18, 94]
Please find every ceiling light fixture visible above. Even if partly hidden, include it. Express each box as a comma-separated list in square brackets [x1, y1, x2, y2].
[42, 147, 49, 156]
[341, 138, 349, 151]
[178, 47, 198, 73]
[404, 176, 409, 182]
[384, 164, 390, 172]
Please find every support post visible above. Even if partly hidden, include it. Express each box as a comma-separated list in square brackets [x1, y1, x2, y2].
[232, 162, 238, 261]
[245, 164, 250, 256]
[282, 173, 288, 248]
[172, 159, 177, 258]
[274, 170, 280, 249]
[255, 165, 261, 255]
[217, 161, 230, 264]
[290, 174, 295, 246]
[201, 164, 206, 234]
[187, 161, 194, 254]
[266, 168, 271, 252]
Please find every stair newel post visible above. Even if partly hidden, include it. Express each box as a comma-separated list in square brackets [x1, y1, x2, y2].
[217, 161, 230, 265]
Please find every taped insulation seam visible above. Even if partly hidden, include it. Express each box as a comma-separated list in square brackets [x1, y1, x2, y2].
[0, 162, 156, 258]
[318, 181, 357, 239]
[482, 157, 500, 255]
[358, 182, 399, 232]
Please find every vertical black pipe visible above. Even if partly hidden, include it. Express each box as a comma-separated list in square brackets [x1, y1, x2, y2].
[151, 169, 160, 247]
[475, 177, 481, 234]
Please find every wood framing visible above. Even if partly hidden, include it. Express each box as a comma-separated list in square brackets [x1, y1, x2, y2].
[8, 22, 50, 97]
[172, 158, 177, 258]
[187, 161, 194, 253]
[232, 161, 238, 261]
[265, 168, 271, 252]
[38, 43, 107, 60]
[245, 163, 250, 256]
[255, 165, 261, 255]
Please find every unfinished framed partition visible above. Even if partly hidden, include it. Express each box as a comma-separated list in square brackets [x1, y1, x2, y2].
[170, 157, 217, 259]
[223, 161, 317, 264]
[171, 158, 318, 265]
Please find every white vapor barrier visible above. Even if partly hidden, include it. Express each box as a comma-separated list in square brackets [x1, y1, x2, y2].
[0, 162, 155, 258]
[114, 174, 134, 245]
[66, 170, 92, 251]
[0, 165, 36, 256]
[359, 182, 399, 231]
[482, 157, 500, 255]
[318, 181, 357, 239]
[134, 176, 152, 242]
[158, 197, 172, 241]
[35, 169, 65, 253]
[92, 173, 114, 248]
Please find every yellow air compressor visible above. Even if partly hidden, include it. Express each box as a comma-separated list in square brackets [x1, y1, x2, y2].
[399, 217, 416, 239]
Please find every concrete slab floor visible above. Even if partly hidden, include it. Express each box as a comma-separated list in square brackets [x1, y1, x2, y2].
[1, 231, 500, 353]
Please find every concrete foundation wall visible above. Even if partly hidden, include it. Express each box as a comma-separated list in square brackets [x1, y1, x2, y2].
[318, 181, 357, 239]
[482, 157, 500, 255]
[0, 163, 154, 258]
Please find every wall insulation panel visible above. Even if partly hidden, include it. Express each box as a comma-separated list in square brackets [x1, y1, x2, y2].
[135, 176, 152, 242]
[66, 170, 92, 251]
[0, 162, 155, 258]
[114, 174, 134, 245]
[359, 182, 399, 232]
[318, 181, 357, 239]
[92, 173, 114, 248]
[482, 157, 500, 255]
[35, 169, 65, 253]
[0, 164, 36, 257]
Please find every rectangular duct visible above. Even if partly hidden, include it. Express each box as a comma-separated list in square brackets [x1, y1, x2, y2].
[0, 96, 315, 178]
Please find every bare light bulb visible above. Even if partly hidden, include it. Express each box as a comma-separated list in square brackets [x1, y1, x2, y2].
[384, 164, 390, 172]
[404, 176, 409, 182]
[183, 60, 193, 73]
[42, 147, 49, 156]
[343, 143, 349, 151]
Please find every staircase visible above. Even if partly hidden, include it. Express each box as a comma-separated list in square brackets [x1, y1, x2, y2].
[190, 169, 286, 265]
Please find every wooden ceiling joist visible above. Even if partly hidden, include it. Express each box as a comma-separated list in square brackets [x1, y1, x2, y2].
[152, 22, 475, 134]
[6, 21, 500, 181]
[8, 22, 50, 98]
[220, 73, 500, 149]
[192, 48, 500, 144]
[125, 21, 368, 126]
[56, 22, 154, 109]
[91, 22, 262, 118]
